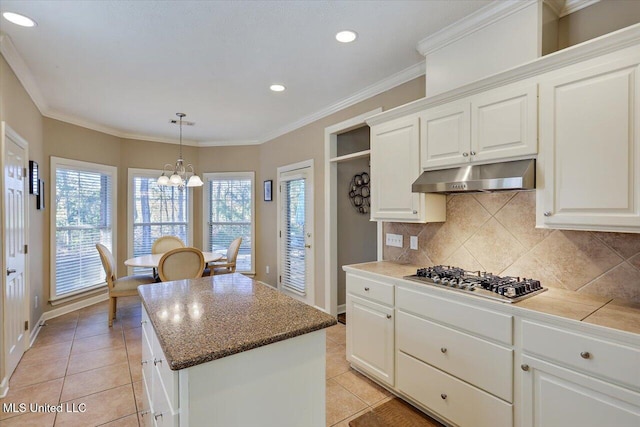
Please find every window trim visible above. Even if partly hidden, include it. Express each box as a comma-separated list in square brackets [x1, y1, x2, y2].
[127, 168, 194, 274]
[202, 171, 255, 275]
[50, 157, 117, 302]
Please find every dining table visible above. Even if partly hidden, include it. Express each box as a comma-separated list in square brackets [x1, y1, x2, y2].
[124, 251, 223, 268]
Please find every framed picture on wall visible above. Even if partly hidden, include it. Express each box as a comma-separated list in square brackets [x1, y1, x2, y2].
[29, 160, 39, 195]
[37, 179, 45, 210]
[264, 180, 273, 202]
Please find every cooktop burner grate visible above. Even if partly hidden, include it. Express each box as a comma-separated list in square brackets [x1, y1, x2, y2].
[404, 265, 547, 303]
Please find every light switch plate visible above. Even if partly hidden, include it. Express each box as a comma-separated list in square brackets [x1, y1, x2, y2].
[385, 233, 403, 248]
[410, 236, 418, 250]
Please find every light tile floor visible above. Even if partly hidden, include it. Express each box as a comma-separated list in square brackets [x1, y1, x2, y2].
[0, 296, 393, 427]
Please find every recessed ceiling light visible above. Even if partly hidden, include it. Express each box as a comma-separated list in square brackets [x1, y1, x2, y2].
[2, 12, 37, 27]
[336, 30, 357, 43]
[270, 84, 286, 92]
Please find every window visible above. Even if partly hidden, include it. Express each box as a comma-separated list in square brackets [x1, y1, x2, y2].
[51, 157, 117, 301]
[203, 172, 254, 274]
[128, 169, 192, 274]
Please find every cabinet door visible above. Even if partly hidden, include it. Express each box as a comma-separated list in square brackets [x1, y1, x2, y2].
[420, 101, 471, 169]
[346, 294, 394, 386]
[471, 82, 537, 163]
[370, 115, 422, 221]
[520, 355, 640, 427]
[538, 50, 640, 231]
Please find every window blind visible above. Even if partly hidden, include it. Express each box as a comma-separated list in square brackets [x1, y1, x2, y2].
[132, 175, 189, 274]
[280, 178, 307, 295]
[206, 176, 253, 272]
[54, 166, 114, 297]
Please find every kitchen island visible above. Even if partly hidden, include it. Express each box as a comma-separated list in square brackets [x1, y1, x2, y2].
[137, 273, 336, 427]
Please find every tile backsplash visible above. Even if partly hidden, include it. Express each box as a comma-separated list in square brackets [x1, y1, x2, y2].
[383, 191, 640, 303]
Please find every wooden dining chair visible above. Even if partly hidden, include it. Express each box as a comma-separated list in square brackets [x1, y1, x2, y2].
[158, 247, 206, 282]
[152, 236, 186, 254]
[209, 237, 242, 276]
[96, 243, 155, 327]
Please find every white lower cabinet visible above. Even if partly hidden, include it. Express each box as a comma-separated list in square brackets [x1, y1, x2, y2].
[346, 278, 395, 387]
[520, 319, 640, 427]
[520, 355, 640, 427]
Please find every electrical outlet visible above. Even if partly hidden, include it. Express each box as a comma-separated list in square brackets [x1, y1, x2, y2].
[410, 236, 418, 250]
[266, 265, 270, 274]
[385, 233, 403, 248]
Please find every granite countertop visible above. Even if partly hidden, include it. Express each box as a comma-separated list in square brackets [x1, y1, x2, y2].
[344, 261, 640, 335]
[138, 273, 337, 370]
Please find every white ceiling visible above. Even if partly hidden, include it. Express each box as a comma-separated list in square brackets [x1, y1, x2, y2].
[0, 0, 492, 145]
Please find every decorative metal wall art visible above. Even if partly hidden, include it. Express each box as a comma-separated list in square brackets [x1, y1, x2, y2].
[348, 172, 370, 214]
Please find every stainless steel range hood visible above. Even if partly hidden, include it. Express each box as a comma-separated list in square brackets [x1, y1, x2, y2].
[412, 159, 535, 193]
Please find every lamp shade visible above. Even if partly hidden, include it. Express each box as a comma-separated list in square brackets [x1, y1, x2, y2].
[169, 173, 183, 186]
[157, 175, 170, 185]
[187, 175, 204, 187]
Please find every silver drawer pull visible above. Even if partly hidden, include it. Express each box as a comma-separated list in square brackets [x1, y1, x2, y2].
[386, 314, 392, 319]
[140, 411, 149, 417]
[154, 413, 163, 421]
[580, 351, 591, 359]
[364, 287, 370, 291]
[470, 151, 476, 156]
[153, 358, 162, 366]
[440, 347, 447, 354]
[141, 360, 148, 366]
[141, 320, 147, 325]
[521, 364, 529, 371]
[462, 152, 469, 157]
[440, 393, 447, 400]
[543, 211, 552, 217]
[412, 210, 418, 214]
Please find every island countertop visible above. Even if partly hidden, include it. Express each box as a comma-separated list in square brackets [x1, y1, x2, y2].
[138, 273, 337, 370]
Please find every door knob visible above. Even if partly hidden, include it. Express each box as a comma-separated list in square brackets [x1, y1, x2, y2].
[305, 244, 311, 248]
[6, 268, 16, 276]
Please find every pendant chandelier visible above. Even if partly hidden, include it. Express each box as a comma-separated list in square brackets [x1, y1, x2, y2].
[157, 113, 203, 189]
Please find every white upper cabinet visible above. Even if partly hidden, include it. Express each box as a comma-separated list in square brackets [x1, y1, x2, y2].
[471, 82, 538, 163]
[370, 115, 446, 222]
[537, 46, 640, 232]
[421, 82, 538, 170]
[420, 101, 470, 169]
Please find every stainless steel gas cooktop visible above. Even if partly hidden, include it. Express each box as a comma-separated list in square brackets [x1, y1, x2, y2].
[403, 265, 547, 303]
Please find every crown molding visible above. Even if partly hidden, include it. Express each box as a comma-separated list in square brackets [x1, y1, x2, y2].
[0, 33, 48, 113]
[561, 0, 600, 17]
[369, 22, 640, 126]
[258, 61, 425, 144]
[44, 110, 199, 146]
[543, 0, 565, 16]
[417, 0, 538, 57]
[198, 139, 260, 147]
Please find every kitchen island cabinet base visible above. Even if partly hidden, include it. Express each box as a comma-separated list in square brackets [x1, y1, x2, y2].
[142, 307, 327, 427]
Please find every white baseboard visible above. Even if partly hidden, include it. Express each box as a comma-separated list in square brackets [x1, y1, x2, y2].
[41, 292, 109, 323]
[257, 280, 276, 289]
[338, 304, 346, 315]
[0, 375, 8, 398]
[29, 313, 45, 347]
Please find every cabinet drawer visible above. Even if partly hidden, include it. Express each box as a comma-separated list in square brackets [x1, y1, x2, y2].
[397, 352, 512, 427]
[522, 320, 640, 389]
[150, 327, 179, 410]
[142, 330, 154, 391]
[397, 311, 513, 402]
[141, 307, 153, 351]
[140, 372, 153, 427]
[151, 368, 179, 427]
[397, 285, 512, 344]
[347, 274, 394, 306]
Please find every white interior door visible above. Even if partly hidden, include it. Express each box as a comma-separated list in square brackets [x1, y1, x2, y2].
[3, 124, 28, 381]
[278, 161, 314, 305]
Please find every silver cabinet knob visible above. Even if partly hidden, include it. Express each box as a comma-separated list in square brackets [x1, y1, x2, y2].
[462, 152, 469, 157]
[440, 393, 447, 400]
[543, 211, 552, 217]
[580, 351, 591, 359]
[364, 287, 370, 291]
[521, 364, 529, 371]
[412, 210, 418, 214]
[140, 320, 147, 325]
[386, 314, 392, 319]
[141, 360, 148, 366]
[153, 358, 162, 366]
[140, 411, 150, 417]
[440, 347, 447, 354]
[154, 413, 163, 421]
[470, 151, 476, 156]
